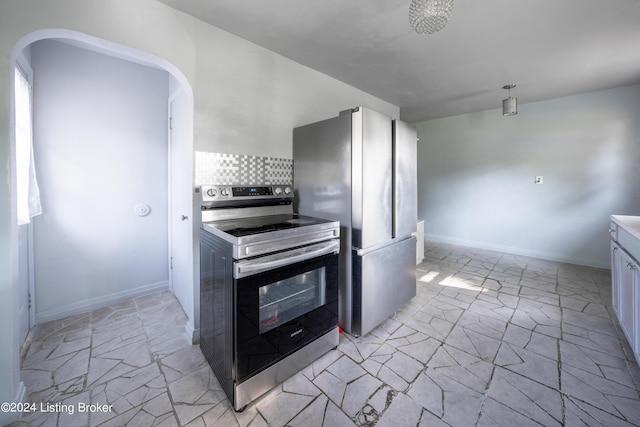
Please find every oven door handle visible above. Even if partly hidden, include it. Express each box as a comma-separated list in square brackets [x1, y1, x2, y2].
[234, 240, 340, 279]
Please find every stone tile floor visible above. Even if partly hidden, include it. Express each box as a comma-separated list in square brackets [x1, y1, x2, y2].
[10, 241, 640, 426]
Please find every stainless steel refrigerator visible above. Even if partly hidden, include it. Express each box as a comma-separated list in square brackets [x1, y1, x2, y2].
[293, 107, 417, 336]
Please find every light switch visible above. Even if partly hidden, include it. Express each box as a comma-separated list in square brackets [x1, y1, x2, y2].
[535, 176, 543, 185]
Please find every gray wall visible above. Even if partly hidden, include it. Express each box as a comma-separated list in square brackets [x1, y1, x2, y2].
[416, 84, 640, 268]
[30, 39, 170, 321]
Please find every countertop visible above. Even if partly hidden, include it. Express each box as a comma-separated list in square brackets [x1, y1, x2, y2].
[611, 215, 640, 241]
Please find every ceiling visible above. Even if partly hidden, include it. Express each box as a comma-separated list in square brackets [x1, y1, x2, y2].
[157, 0, 640, 122]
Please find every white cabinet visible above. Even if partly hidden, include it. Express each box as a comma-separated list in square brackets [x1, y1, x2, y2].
[612, 242, 639, 350]
[611, 241, 621, 317]
[610, 217, 640, 365]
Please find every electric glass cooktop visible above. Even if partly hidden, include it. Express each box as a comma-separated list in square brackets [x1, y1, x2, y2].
[206, 214, 335, 238]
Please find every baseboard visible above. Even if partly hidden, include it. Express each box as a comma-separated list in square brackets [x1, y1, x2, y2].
[183, 322, 200, 345]
[425, 234, 610, 270]
[15, 381, 26, 405]
[0, 381, 26, 425]
[35, 281, 170, 324]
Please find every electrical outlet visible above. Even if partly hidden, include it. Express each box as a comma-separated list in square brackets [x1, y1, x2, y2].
[535, 176, 543, 184]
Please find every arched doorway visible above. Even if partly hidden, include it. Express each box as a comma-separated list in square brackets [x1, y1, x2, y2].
[10, 29, 196, 349]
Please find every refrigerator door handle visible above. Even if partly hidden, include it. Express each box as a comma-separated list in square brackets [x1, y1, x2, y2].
[353, 235, 415, 256]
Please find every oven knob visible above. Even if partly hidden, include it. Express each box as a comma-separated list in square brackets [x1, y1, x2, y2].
[220, 187, 230, 197]
[274, 187, 282, 195]
[284, 187, 292, 195]
[206, 188, 217, 197]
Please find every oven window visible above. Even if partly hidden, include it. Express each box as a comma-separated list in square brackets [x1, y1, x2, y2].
[259, 267, 326, 333]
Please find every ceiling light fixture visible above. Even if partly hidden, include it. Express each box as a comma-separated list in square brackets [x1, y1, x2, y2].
[409, 0, 454, 34]
[502, 84, 517, 116]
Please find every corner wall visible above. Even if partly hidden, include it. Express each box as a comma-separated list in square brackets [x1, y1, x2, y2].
[416, 84, 640, 268]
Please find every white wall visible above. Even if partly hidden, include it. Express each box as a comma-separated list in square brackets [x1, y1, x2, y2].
[416, 84, 640, 268]
[30, 39, 170, 321]
[0, 1, 399, 421]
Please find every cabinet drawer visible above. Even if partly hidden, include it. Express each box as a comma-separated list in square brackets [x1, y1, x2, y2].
[619, 227, 640, 262]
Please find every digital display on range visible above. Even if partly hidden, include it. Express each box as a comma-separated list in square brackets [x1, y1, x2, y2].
[232, 186, 273, 196]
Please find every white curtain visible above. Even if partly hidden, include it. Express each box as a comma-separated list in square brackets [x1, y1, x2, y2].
[15, 65, 42, 225]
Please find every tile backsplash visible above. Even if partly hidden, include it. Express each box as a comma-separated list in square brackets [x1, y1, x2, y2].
[195, 151, 293, 186]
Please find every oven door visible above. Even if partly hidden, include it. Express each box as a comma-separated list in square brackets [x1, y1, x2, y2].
[234, 240, 339, 383]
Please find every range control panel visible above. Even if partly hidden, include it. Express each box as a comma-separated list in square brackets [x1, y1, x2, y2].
[233, 186, 274, 197]
[200, 185, 293, 208]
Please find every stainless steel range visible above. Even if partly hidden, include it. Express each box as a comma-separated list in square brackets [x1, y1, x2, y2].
[199, 184, 340, 411]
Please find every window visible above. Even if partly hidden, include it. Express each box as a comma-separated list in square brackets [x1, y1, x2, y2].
[15, 62, 41, 225]
[258, 267, 327, 333]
